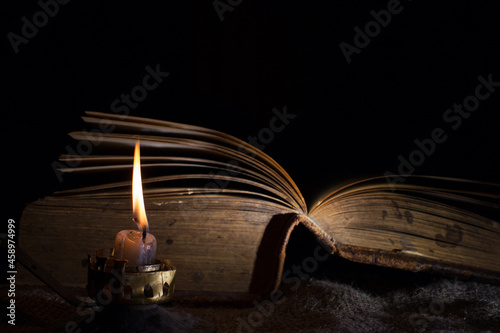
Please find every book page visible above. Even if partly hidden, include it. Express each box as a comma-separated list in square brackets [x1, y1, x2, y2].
[310, 177, 500, 279]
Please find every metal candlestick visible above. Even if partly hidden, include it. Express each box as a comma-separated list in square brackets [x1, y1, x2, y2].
[86, 248, 176, 306]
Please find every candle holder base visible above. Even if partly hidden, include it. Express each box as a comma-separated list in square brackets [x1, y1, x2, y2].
[87, 248, 176, 306]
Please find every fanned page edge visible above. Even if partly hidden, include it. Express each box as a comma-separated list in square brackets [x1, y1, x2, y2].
[58, 111, 307, 212]
[62, 111, 307, 212]
[310, 175, 500, 214]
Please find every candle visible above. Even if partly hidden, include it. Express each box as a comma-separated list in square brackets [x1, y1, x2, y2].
[114, 230, 156, 266]
[114, 140, 157, 266]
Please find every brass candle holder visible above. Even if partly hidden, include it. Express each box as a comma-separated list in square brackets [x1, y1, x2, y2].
[86, 248, 176, 306]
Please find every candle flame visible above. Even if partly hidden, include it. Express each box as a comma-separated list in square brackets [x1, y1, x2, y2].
[132, 140, 149, 233]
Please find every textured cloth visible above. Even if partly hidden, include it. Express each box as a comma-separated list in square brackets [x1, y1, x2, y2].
[2, 278, 499, 332]
[181, 278, 500, 333]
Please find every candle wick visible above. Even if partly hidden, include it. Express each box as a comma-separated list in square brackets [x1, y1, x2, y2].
[142, 227, 146, 242]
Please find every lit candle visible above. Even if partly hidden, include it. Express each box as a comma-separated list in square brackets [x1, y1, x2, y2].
[114, 140, 157, 266]
[114, 230, 156, 267]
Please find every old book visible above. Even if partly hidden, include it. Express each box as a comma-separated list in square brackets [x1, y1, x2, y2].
[19, 111, 500, 299]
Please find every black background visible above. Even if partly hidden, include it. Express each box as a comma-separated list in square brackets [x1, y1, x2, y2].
[2, 0, 500, 226]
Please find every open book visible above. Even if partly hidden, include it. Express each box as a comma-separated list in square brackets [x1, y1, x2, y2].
[20, 111, 500, 298]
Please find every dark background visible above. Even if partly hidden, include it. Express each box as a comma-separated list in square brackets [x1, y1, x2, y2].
[2, 1, 500, 226]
